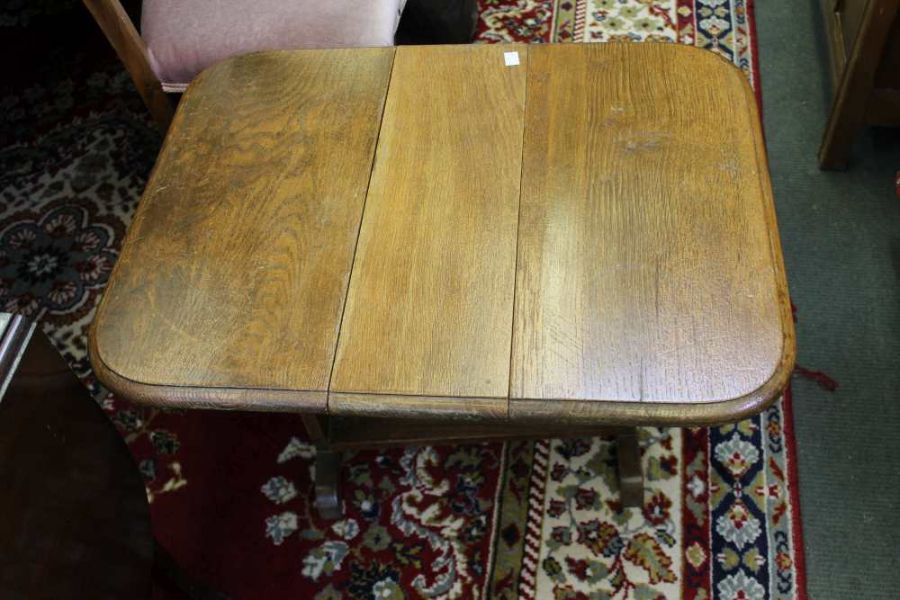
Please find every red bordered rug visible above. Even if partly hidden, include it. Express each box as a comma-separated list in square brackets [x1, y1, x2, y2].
[0, 1, 806, 598]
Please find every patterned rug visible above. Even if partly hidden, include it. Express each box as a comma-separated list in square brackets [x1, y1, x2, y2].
[0, 1, 807, 598]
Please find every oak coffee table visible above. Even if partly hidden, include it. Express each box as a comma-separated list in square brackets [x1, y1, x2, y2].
[90, 43, 795, 518]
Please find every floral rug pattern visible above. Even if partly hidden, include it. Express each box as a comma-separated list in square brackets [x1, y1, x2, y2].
[0, 0, 805, 598]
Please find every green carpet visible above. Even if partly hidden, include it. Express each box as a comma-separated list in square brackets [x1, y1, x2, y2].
[755, 1, 900, 596]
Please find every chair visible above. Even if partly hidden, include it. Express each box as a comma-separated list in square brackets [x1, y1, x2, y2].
[82, 0, 411, 130]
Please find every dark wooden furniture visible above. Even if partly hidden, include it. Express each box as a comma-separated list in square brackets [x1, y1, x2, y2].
[0, 314, 153, 598]
[0, 314, 226, 598]
[90, 44, 795, 518]
[819, 0, 900, 168]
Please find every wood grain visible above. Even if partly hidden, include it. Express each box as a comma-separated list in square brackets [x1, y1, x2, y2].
[329, 392, 508, 420]
[329, 45, 528, 414]
[91, 44, 794, 428]
[509, 44, 793, 419]
[91, 48, 394, 411]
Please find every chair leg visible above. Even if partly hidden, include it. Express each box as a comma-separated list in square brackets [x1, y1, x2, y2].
[82, 0, 174, 131]
[144, 91, 175, 132]
[819, 101, 862, 170]
[616, 429, 643, 508]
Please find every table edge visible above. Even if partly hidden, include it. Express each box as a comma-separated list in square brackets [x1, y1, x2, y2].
[328, 391, 508, 421]
[89, 326, 794, 425]
[89, 43, 796, 426]
[508, 332, 795, 427]
[88, 326, 329, 413]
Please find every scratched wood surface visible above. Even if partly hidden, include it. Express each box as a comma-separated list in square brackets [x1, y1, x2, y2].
[91, 48, 394, 411]
[91, 44, 794, 426]
[509, 43, 794, 422]
[329, 45, 527, 415]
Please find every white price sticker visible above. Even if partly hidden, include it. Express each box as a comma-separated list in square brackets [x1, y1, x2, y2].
[504, 51, 520, 67]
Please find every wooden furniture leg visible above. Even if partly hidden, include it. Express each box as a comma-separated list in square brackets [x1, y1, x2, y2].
[317, 416, 645, 512]
[82, 0, 174, 131]
[616, 429, 643, 508]
[302, 416, 342, 519]
[306, 415, 647, 513]
[313, 450, 343, 520]
[819, 0, 900, 169]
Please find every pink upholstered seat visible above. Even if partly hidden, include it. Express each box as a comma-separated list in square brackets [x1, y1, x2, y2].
[141, 0, 407, 92]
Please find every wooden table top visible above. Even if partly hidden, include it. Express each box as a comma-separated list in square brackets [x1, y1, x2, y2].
[91, 43, 795, 426]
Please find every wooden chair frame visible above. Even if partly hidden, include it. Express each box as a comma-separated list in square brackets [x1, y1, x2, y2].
[819, 0, 900, 169]
[81, 0, 480, 134]
[83, 0, 175, 130]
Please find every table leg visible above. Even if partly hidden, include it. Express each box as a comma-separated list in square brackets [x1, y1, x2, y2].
[616, 429, 643, 508]
[301, 415, 343, 520]
[313, 449, 342, 520]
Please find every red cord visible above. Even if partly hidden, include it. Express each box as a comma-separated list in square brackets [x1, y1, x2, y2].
[793, 365, 839, 392]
